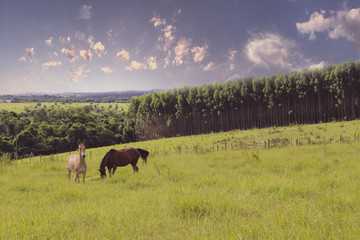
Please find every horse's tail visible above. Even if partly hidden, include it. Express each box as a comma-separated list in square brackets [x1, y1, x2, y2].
[137, 148, 149, 164]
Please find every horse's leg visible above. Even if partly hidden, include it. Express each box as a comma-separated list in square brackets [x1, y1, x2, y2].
[82, 171, 86, 184]
[75, 172, 79, 183]
[67, 169, 71, 181]
[112, 166, 117, 176]
[132, 164, 139, 173]
[108, 166, 112, 177]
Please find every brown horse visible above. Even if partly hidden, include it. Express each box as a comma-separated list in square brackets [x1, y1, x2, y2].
[67, 140, 87, 183]
[99, 148, 149, 178]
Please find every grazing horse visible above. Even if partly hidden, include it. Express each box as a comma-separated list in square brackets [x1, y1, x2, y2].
[99, 148, 149, 178]
[67, 140, 87, 183]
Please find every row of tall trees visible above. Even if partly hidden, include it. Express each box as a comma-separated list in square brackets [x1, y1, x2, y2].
[2, 61, 360, 158]
[130, 61, 360, 140]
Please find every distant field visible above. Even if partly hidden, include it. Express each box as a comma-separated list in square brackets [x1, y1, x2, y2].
[0, 102, 129, 113]
[1, 121, 360, 239]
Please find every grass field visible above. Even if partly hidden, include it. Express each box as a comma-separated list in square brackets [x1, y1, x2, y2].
[1, 121, 360, 239]
[0, 102, 129, 113]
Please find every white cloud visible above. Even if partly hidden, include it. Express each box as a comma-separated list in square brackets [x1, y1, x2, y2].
[19, 56, 26, 62]
[150, 14, 166, 28]
[296, 8, 360, 49]
[245, 32, 301, 70]
[101, 67, 113, 74]
[26, 48, 35, 59]
[88, 36, 94, 48]
[203, 61, 214, 71]
[191, 44, 208, 62]
[61, 48, 76, 62]
[45, 37, 53, 46]
[309, 60, 327, 69]
[75, 32, 86, 41]
[173, 38, 192, 66]
[60, 37, 77, 62]
[116, 49, 130, 60]
[42, 61, 62, 71]
[228, 50, 238, 71]
[79, 49, 93, 61]
[78, 4, 92, 20]
[147, 56, 157, 70]
[71, 65, 89, 83]
[124, 57, 157, 71]
[125, 61, 145, 71]
[93, 41, 105, 57]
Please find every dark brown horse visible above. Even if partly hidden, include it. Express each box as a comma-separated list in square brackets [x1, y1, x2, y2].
[99, 148, 149, 178]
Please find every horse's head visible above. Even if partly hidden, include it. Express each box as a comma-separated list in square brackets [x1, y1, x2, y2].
[77, 139, 86, 159]
[99, 169, 106, 178]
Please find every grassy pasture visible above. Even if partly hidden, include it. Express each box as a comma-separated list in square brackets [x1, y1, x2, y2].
[0, 102, 129, 113]
[1, 122, 360, 239]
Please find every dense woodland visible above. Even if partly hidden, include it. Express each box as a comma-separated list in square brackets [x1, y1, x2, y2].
[0, 104, 134, 158]
[130, 61, 360, 140]
[1, 61, 360, 158]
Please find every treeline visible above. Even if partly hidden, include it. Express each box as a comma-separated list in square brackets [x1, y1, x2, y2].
[2, 61, 360, 158]
[0, 96, 130, 103]
[130, 61, 360, 140]
[0, 105, 135, 158]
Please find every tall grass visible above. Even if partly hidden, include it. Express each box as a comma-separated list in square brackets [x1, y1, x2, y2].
[1, 139, 360, 239]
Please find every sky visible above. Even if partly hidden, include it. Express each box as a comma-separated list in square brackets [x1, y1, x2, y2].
[0, 0, 360, 94]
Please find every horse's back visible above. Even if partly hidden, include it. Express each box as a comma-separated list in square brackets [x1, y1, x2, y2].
[109, 148, 140, 166]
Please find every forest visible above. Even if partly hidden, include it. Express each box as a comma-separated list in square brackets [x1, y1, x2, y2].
[1, 61, 360, 158]
[0, 104, 135, 159]
[130, 61, 360, 140]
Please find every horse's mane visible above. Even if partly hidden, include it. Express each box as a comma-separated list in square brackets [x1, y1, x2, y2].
[100, 149, 116, 169]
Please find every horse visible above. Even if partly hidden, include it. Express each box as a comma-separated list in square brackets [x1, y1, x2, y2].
[99, 148, 149, 178]
[67, 140, 87, 183]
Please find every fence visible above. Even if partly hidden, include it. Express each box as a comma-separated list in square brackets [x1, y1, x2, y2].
[1, 133, 359, 164]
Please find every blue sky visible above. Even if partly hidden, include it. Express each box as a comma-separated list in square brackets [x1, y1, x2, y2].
[0, 0, 359, 94]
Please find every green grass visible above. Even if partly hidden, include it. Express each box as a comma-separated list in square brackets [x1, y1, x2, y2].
[1, 126, 360, 238]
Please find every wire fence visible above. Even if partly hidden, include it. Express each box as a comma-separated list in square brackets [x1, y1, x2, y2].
[1, 133, 359, 165]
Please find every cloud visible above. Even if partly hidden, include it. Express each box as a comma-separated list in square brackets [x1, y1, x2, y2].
[75, 32, 86, 41]
[125, 61, 145, 71]
[26, 48, 35, 59]
[78, 4, 92, 20]
[45, 37, 53, 46]
[125, 57, 157, 71]
[203, 61, 215, 71]
[42, 61, 62, 71]
[150, 14, 166, 28]
[71, 65, 89, 83]
[228, 50, 238, 71]
[116, 49, 130, 60]
[173, 38, 192, 66]
[101, 67, 113, 74]
[147, 56, 157, 70]
[60, 37, 77, 62]
[79, 49, 93, 61]
[93, 41, 105, 57]
[309, 60, 327, 69]
[88, 36, 94, 48]
[19, 56, 26, 62]
[191, 44, 208, 62]
[245, 32, 301, 70]
[162, 25, 176, 51]
[296, 8, 360, 49]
